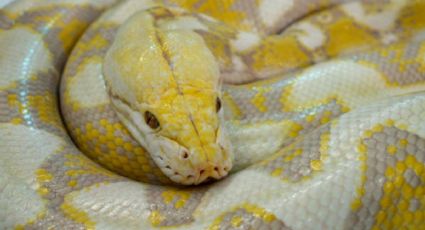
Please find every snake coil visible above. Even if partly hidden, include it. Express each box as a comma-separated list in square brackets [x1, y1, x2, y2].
[1, 0, 424, 229]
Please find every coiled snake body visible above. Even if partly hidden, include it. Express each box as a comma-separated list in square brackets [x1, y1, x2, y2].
[1, 0, 424, 229]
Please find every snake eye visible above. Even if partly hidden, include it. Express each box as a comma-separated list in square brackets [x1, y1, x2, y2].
[144, 111, 160, 130]
[216, 97, 221, 112]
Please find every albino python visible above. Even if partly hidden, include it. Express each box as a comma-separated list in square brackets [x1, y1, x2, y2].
[1, 0, 424, 229]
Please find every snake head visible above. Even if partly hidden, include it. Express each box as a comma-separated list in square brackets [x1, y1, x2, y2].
[103, 10, 233, 185]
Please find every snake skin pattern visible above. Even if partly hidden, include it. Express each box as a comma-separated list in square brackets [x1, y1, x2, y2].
[1, 0, 425, 229]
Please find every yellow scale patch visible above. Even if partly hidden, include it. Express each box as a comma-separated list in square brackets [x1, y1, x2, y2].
[267, 130, 330, 181]
[167, 0, 250, 30]
[385, 42, 425, 75]
[288, 123, 303, 138]
[222, 92, 243, 119]
[7, 88, 61, 127]
[36, 168, 53, 196]
[309, 131, 331, 173]
[58, 153, 120, 229]
[241, 1, 425, 78]
[250, 34, 311, 74]
[366, 42, 425, 82]
[208, 203, 278, 230]
[65, 23, 116, 76]
[161, 190, 192, 209]
[354, 120, 424, 229]
[61, 194, 96, 230]
[230, 216, 243, 227]
[149, 210, 165, 227]
[58, 20, 91, 55]
[399, 2, 425, 36]
[250, 87, 271, 112]
[14, 212, 47, 230]
[374, 156, 424, 229]
[28, 154, 110, 229]
[28, 93, 60, 126]
[13, 169, 52, 229]
[148, 189, 193, 227]
[63, 153, 116, 178]
[279, 79, 351, 114]
[412, 42, 425, 74]
[275, 79, 349, 131]
[7, 94, 23, 125]
[21, 5, 93, 55]
[199, 28, 236, 69]
[71, 119, 168, 183]
[324, 17, 379, 56]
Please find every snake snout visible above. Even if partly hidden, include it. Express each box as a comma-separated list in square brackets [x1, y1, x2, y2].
[194, 163, 231, 184]
[165, 164, 230, 185]
[178, 147, 233, 185]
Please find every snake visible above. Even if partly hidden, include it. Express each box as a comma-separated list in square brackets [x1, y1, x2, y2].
[1, 0, 424, 229]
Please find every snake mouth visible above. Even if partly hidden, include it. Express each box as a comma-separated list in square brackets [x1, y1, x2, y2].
[152, 138, 233, 185]
[155, 154, 232, 185]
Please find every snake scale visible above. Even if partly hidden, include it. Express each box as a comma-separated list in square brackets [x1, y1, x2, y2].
[1, 0, 425, 229]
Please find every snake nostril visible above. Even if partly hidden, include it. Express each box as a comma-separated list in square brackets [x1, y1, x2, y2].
[200, 169, 205, 175]
[182, 151, 189, 159]
[214, 167, 219, 172]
